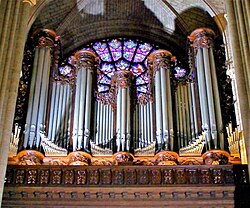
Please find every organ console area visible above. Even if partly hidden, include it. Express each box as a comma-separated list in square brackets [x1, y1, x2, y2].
[8, 28, 246, 166]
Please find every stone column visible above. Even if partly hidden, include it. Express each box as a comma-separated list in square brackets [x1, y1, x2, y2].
[23, 29, 60, 150]
[225, 0, 250, 171]
[188, 28, 224, 150]
[72, 50, 98, 151]
[0, 0, 34, 202]
[148, 50, 174, 151]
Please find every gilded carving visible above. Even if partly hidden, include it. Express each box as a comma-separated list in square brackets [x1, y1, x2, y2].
[100, 169, 112, 185]
[112, 169, 124, 185]
[162, 169, 175, 184]
[75, 170, 87, 185]
[16, 150, 44, 165]
[211, 168, 224, 184]
[125, 169, 137, 184]
[64, 170, 74, 184]
[27, 169, 37, 184]
[89, 169, 99, 185]
[15, 170, 25, 184]
[138, 169, 149, 184]
[40, 169, 49, 184]
[151, 169, 161, 184]
[154, 151, 178, 165]
[52, 170, 62, 184]
[200, 169, 211, 184]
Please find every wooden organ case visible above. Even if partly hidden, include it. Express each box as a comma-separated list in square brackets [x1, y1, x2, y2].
[3, 28, 248, 207]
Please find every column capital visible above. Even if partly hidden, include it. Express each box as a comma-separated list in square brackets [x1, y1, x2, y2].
[147, 49, 175, 73]
[22, 0, 36, 6]
[32, 29, 60, 48]
[74, 50, 99, 71]
[188, 28, 215, 49]
[111, 70, 134, 89]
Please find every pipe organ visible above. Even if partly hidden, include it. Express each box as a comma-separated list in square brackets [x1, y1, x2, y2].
[19, 28, 230, 157]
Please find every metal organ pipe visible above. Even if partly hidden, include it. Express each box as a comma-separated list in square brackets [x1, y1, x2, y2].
[111, 70, 134, 152]
[189, 28, 224, 150]
[73, 50, 98, 151]
[147, 50, 175, 151]
[24, 30, 59, 150]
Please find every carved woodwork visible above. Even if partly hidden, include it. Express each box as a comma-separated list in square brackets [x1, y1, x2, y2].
[16, 150, 44, 165]
[112, 152, 134, 165]
[67, 151, 92, 165]
[202, 150, 230, 165]
[154, 151, 179, 165]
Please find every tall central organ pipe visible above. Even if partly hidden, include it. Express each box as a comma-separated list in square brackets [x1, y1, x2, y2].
[111, 70, 134, 152]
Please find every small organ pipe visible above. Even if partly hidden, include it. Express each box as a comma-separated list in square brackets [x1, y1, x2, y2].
[191, 82, 198, 137]
[166, 69, 173, 150]
[209, 48, 224, 149]
[203, 48, 217, 148]
[154, 70, 163, 145]
[160, 68, 168, 144]
[48, 82, 56, 140]
[83, 70, 92, 149]
[126, 89, 130, 150]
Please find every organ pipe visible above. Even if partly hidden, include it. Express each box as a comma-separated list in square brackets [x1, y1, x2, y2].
[189, 28, 224, 150]
[73, 50, 98, 151]
[147, 50, 175, 151]
[111, 70, 134, 152]
[24, 29, 59, 150]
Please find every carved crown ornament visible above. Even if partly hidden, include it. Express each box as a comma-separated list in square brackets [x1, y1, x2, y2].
[74, 50, 99, 71]
[188, 28, 215, 49]
[147, 49, 176, 74]
[32, 29, 60, 48]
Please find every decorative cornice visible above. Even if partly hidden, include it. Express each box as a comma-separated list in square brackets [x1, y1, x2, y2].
[74, 50, 98, 71]
[188, 28, 215, 49]
[22, 0, 36, 6]
[147, 49, 175, 74]
[32, 29, 60, 48]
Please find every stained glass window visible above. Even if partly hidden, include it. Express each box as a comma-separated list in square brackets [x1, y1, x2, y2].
[80, 38, 157, 98]
[174, 66, 186, 78]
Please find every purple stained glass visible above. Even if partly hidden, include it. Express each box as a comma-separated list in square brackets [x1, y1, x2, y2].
[138, 42, 152, 53]
[109, 39, 122, 49]
[93, 42, 107, 52]
[109, 39, 122, 61]
[124, 51, 134, 61]
[136, 73, 150, 85]
[111, 51, 122, 61]
[100, 63, 115, 78]
[98, 85, 109, 92]
[137, 85, 148, 93]
[175, 67, 186, 78]
[124, 39, 137, 49]
[115, 59, 130, 70]
[134, 43, 152, 62]
[134, 53, 146, 62]
[59, 65, 72, 76]
[131, 63, 145, 76]
[98, 74, 111, 85]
